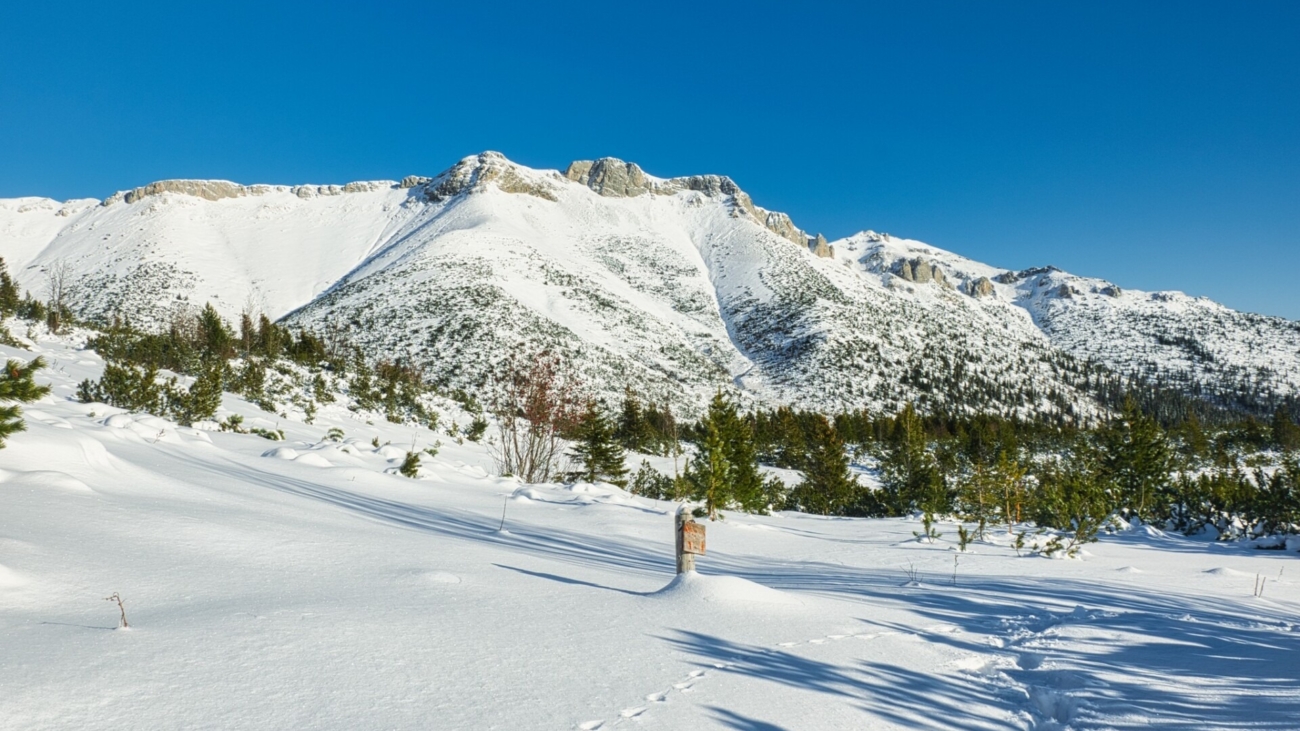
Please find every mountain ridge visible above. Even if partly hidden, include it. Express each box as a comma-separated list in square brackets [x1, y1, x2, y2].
[4, 151, 1298, 418]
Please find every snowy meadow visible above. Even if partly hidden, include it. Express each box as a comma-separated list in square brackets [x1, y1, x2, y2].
[1, 330, 1298, 731]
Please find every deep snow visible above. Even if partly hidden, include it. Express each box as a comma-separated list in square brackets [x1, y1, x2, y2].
[1, 334, 1298, 731]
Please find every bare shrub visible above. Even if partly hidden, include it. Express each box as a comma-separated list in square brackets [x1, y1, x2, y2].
[489, 350, 581, 483]
[104, 592, 129, 628]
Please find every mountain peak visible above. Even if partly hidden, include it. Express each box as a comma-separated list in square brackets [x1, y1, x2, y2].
[422, 151, 561, 203]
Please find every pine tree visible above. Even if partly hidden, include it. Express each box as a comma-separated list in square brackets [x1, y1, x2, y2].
[399, 451, 421, 478]
[0, 258, 20, 317]
[958, 460, 997, 536]
[568, 401, 628, 486]
[682, 392, 766, 516]
[1100, 397, 1172, 521]
[167, 359, 225, 426]
[788, 415, 858, 515]
[1271, 408, 1300, 452]
[879, 403, 948, 514]
[77, 361, 164, 414]
[197, 303, 234, 359]
[616, 390, 649, 453]
[685, 421, 731, 519]
[0, 357, 50, 448]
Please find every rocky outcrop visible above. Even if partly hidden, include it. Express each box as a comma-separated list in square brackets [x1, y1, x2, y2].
[400, 175, 432, 189]
[426, 151, 559, 203]
[564, 158, 662, 197]
[966, 276, 996, 297]
[564, 157, 808, 246]
[893, 258, 947, 286]
[1099, 285, 1122, 297]
[105, 180, 254, 205]
[810, 233, 834, 258]
[104, 178, 394, 205]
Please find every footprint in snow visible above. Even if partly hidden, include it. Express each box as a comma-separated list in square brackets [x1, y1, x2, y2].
[578, 721, 604, 730]
[619, 707, 647, 719]
[644, 691, 667, 703]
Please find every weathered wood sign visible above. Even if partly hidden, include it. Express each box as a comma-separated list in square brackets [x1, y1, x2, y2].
[681, 521, 706, 556]
[675, 510, 707, 573]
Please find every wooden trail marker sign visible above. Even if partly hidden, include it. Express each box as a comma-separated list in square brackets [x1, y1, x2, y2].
[675, 509, 706, 573]
[682, 522, 706, 555]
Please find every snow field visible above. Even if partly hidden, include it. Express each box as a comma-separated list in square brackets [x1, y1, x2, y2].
[1, 335, 1299, 730]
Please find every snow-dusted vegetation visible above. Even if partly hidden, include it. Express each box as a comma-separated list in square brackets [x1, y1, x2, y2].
[6, 152, 1299, 420]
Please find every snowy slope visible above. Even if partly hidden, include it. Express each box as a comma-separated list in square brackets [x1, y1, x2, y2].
[4, 152, 1299, 417]
[2, 332, 1299, 730]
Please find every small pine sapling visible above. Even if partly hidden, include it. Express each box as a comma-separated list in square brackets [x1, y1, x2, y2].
[399, 451, 421, 478]
[913, 512, 942, 543]
[326, 426, 345, 442]
[466, 415, 488, 442]
[957, 524, 973, 552]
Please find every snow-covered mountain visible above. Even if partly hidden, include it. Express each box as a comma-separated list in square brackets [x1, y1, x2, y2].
[4, 152, 1298, 418]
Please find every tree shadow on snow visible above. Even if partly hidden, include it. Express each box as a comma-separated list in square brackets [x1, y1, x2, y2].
[706, 706, 791, 731]
[663, 630, 1017, 731]
[491, 564, 648, 596]
[190, 456, 1300, 729]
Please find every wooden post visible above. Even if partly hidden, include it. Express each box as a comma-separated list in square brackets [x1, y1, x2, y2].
[675, 506, 706, 574]
[675, 510, 694, 574]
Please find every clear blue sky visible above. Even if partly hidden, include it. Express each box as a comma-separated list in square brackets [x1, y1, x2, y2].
[3, 2, 1297, 317]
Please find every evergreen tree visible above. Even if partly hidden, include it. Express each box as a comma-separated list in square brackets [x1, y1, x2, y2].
[1100, 397, 1172, 521]
[958, 460, 997, 537]
[788, 415, 858, 515]
[197, 303, 234, 359]
[0, 357, 50, 448]
[879, 403, 948, 514]
[348, 351, 378, 411]
[683, 392, 766, 515]
[616, 390, 650, 453]
[1271, 408, 1300, 452]
[77, 361, 164, 414]
[685, 421, 731, 519]
[167, 359, 225, 426]
[399, 451, 421, 478]
[568, 400, 628, 486]
[0, 258, 20, 317]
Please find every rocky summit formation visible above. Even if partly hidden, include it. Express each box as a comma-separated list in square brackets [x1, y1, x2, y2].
[564, 157, 808, 247]
[966, 276, 996, 297]
[893, 257, 948, 286]
[6, 150, 1299, 420]
[810, 233, 834, 258]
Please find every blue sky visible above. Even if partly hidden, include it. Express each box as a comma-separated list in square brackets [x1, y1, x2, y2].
[2, 2, 1297, 317]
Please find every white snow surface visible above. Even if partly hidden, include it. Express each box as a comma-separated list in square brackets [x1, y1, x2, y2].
[2, 333, 1299, 730]
[6, 153, 1300, 417]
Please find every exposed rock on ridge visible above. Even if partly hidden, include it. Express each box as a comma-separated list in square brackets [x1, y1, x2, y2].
[103, 179, 394, 206]
[811, 233, 834, 258]
[966, 276, 996, 297]
[425, 152, 560, 203]
[564, 157, 808, 247]
[893, 257, 948, 286]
